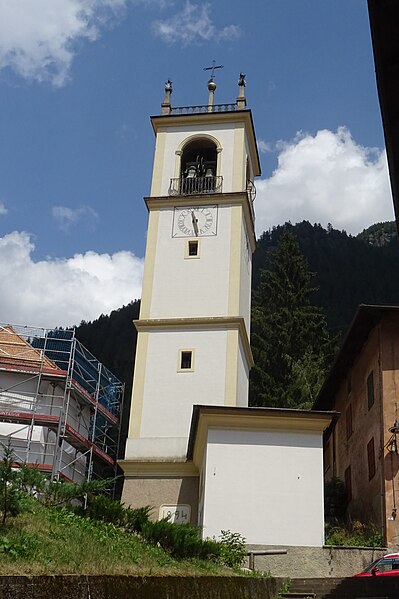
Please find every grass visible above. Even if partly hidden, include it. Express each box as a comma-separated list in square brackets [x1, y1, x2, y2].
[0, 497, 232, 576]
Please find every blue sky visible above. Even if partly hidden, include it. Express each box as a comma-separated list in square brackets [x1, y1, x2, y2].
[0, 0, 394, 327]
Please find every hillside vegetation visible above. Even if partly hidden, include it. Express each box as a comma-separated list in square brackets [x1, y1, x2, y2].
[75, 221, 399, 413]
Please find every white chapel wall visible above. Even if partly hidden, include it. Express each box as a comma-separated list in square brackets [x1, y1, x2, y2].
[201, 428, 325, 546]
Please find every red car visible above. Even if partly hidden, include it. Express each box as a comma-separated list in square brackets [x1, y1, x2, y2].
[354, 553, 399, 577]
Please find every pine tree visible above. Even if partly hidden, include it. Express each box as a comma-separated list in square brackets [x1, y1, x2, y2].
[250, 231, 332, 409]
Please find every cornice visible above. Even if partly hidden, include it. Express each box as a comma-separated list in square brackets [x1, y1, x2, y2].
[150, 109, 261, 177]
[134, 316, 254, 368]
[145, 192, 256, 252]
[119, 459, 198, 477]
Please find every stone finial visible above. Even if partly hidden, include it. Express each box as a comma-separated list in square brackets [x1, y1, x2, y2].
[161, 79, 173, 115]
[237, 73, 246, 109]
[207, 78, 216, 112]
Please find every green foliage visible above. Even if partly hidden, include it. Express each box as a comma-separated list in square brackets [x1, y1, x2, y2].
[324, 477, 347, 521]
[325, 520, 383, 547]
[0, 442, 22, 525]
[0, 532, 37, 559]
[42, 477, 114, 507]
[85, 494, 151, 533]
[124, 505, 152, 533]
[250, 231, 333, 408]
[141, 518, 221, 561]
[217, 529, 246, 569]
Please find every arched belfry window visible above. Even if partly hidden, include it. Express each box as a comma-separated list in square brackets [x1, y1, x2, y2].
[169, 138, 222, 195]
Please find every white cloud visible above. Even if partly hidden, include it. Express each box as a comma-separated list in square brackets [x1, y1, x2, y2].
[0, 0, 158, 86]
[52, 205, 99, 231]
[0, 231, 144, 327]
[0, 202, 7, 215]
[257, 140, 272, 154]
[152, 1, 241, 45]
[255, 127, 394, 236]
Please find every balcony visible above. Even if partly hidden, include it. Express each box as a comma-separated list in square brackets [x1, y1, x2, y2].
[169, 175, 223, 196]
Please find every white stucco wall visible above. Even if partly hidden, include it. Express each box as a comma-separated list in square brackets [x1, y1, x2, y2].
[201, 428, 325, 546]
[140, 329, 228, 439]
[149, 204, 231, 319]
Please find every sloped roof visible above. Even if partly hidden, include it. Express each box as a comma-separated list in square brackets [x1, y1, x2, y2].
[0, 325, 63, 376]
[313, 304, 399, 411]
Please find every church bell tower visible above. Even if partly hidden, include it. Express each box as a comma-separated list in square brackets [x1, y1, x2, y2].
[121, 74, 261, 522]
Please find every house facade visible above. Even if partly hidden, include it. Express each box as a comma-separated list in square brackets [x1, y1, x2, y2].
[314, 304, 399, 548]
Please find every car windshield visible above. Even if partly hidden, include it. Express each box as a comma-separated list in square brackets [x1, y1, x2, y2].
[362, 558, 384, 573]
[362, 557, 399, 573]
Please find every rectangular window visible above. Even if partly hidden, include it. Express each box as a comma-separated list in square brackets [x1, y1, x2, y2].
[345, 465, 352, 503]
[185, 239, 200, 259]
[367, 371, 375, 410]
[367, 437, 376, 480]
[188, 240, 198, 256]
[346, 404, 353, 440]
[178, 349, 195, 372]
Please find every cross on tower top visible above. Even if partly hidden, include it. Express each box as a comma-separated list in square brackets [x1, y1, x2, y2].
[203, 60, 224, 81]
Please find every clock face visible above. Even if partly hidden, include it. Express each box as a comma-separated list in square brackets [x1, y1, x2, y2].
[172, 205, 217, 237]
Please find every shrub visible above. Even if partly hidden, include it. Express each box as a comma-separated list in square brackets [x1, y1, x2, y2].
[218, 529, 246, 568]
[0, 442, 22, 525]
[124, 505, 152, 533]
[85, 494, 126, 526]
[325, 520, 383, 547]
[141, 518, 221, 561]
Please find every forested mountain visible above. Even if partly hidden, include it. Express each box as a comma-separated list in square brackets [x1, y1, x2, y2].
[253, 221, 399, 334]
[74, 221, 399, 415]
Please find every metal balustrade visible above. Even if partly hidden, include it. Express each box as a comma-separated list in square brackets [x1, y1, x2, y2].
[169, 175, 223, 196]
[170, 103, 238, 115]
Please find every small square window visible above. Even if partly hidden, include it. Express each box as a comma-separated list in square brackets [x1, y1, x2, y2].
[184, 239, 200, 259]
[367, 371, 375, 410]
[188, 240, 198, 256]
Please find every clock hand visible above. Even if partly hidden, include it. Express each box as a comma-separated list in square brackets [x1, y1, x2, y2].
[191, 211, 199, 236]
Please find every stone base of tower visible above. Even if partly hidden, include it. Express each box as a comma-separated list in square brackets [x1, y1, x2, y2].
[120, 460, 199, 526]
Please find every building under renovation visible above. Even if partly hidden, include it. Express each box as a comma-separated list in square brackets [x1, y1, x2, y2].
[0, 323, 124, 484]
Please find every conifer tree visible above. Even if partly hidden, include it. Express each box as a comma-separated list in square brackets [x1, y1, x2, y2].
[250, 231, 332, 409]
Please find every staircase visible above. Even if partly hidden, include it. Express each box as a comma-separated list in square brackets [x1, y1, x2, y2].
[278, 577, 399, 598]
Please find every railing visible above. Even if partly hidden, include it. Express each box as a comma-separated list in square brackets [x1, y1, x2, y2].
[169, 175, 223, 196]
[170, 103, 238, 115]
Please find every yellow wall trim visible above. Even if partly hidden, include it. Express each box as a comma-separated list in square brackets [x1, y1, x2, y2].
[224, 329, 238, 406]
[139, 210, 160, 319]
[119, 459, 199, 477]
[128, 332, 149, 438]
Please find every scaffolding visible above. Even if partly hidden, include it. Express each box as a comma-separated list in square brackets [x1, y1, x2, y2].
[0, 323, 124, 486]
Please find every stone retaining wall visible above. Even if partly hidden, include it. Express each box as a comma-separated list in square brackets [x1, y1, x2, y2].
[0, 575, 281, 599]
[246, 544, 386, 577]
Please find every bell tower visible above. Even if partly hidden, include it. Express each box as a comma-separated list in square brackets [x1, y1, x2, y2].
[121, 75, 261, 521]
